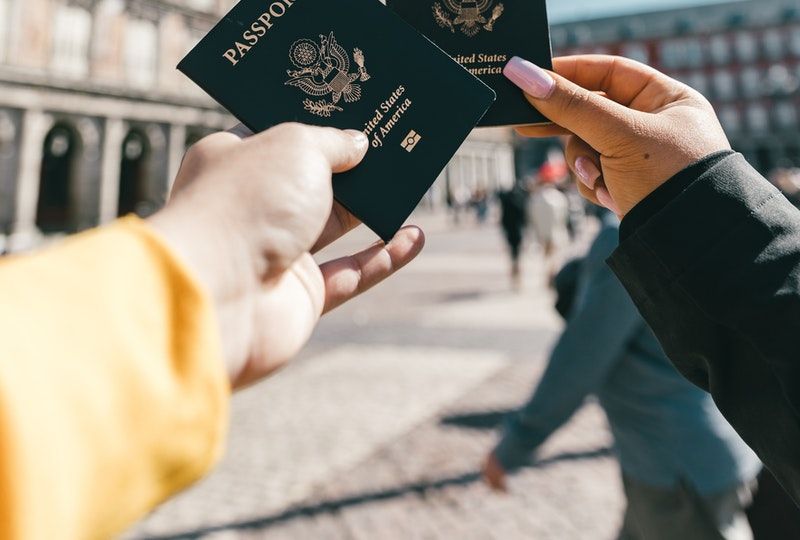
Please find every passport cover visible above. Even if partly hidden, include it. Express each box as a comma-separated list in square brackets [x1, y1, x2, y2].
[386, 0, 553, 127]
[178, 0, 496, 241]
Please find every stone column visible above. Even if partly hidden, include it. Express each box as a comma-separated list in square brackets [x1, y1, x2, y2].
[98, 117, 125, 224]
[144, 123, 169, 211]
[10, 109, 49, 249]
[73, 116, 104, 231]
[0, 109, 21, 234]
[167, 123, 186, 191]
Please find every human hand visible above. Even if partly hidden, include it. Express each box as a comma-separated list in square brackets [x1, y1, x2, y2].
[148, 123, 425, 389]
[482, 452, 508, 492]
[504, 55, 731, 216]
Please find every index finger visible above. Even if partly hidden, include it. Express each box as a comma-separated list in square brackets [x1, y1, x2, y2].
[553, 55, 688, 111]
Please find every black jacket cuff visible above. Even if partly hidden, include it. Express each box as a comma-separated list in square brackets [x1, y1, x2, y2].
[620, 151, 736, 242]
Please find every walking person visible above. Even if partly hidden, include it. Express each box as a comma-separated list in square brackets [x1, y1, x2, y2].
[483, 210, 761, 540]
[498, 183, 528, 289]
[529, 161, 570, 283]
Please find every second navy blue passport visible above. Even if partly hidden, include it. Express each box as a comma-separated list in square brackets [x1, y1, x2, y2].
[387, 0, 553, 127]
[178, 0, 496, 241]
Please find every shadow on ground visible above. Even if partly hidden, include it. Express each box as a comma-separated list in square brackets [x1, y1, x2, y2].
[138, 446, 613, 540]
[439, 409, 514, 430]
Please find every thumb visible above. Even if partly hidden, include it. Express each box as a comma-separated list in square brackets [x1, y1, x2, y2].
[306, 126, 370, 174]
[260, 124, 370, 174]
[503, 57, 638, 154]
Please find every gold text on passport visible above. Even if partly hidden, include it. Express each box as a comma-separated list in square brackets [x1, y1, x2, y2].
[364, 85, 413, 148]
[223, 0, 299, 66]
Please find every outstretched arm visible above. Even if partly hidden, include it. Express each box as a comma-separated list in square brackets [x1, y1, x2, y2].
[0, 123, 424, 538]
[505, 53, 800, 503]
[492, 226, 640, 471]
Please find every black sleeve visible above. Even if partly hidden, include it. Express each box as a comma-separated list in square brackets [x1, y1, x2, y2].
[608, 153, 800, 505]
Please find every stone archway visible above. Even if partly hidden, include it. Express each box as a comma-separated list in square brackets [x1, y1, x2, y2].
[36, 122, 82, 233]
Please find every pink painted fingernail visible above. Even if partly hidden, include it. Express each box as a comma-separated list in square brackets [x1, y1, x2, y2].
[575, 157, 601, 190]
[503, 57, 556, 99]
[596, 186, 622, 215]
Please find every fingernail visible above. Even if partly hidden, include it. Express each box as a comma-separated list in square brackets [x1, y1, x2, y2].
[596, 186, 622, 215]
[503, 57, 555, 99]
[345, 129, 368, 148]
[575, 157, 601, 190]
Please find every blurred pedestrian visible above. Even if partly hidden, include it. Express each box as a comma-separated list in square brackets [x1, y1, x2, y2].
[450, 183, 472, 225]
[562, 181, 587, 241]
[529, 159, 569, 282]
[471, 187, 490, 224]
[498, 184, 528, 289]
[483, 211, 761, 540]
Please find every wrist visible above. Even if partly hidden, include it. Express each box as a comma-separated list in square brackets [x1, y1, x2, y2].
[620, 150, 736, 241]
[149, 181, 266, 297]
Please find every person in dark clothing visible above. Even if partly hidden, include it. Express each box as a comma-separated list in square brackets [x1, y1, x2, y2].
[483, 211, 760, 539]
[498, 185, 528, 288]
[502, 54, 800, 506]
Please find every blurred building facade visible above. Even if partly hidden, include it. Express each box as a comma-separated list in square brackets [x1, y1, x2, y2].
[548, 0, 800, 176]
[0, 0, 515, 251]
[0, 0, 234, 250]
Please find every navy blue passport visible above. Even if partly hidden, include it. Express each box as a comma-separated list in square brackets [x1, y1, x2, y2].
[386, 0, 553, 127]
[178, 0, 495, 241]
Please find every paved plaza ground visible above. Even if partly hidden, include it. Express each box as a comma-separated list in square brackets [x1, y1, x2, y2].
[126, 213, 624, 540]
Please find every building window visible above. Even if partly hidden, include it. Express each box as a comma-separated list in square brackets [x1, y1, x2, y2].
[713, 70, 737, 101]
[660, 40, 684, 69]
[719, 106, 741, 133]
[124, 19, 158, 88]
[685, 72, 709, 96]
[767, 65, 798, 96]
[735, 31, 759, 63]
[621, 43, 649, 64]
[567, 25, 592, 47]
[740, 67, 762, 98]
[747, 104, 770, 132]
[709, 35, 731, 65]
[774, 101, 797, 130]
[51, 5, 92, 78]
[550, 27, 568, 51]
[790, 26, 800, 57]
[685, 39, 704, 68]
[660, 39, 704, 69]
[763, 29, 785, 60]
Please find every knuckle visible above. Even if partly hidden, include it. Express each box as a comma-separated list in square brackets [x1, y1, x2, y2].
[270, 122, 311, 144]
[559, 86, 590, 114]
[183, 139, 213, 167]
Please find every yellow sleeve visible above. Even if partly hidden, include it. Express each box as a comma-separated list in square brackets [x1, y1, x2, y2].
[0, 217, 229, 539]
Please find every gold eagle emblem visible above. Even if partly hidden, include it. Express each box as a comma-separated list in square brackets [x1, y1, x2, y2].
[433, 0, 505, 37]
[285, 32, 371, 118]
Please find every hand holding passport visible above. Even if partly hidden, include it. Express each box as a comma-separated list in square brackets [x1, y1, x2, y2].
[179, 0, 552, 241]
[152, 122, 426, 388]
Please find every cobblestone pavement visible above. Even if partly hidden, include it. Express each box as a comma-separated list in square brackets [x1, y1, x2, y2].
[126, 214, 623, 540]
